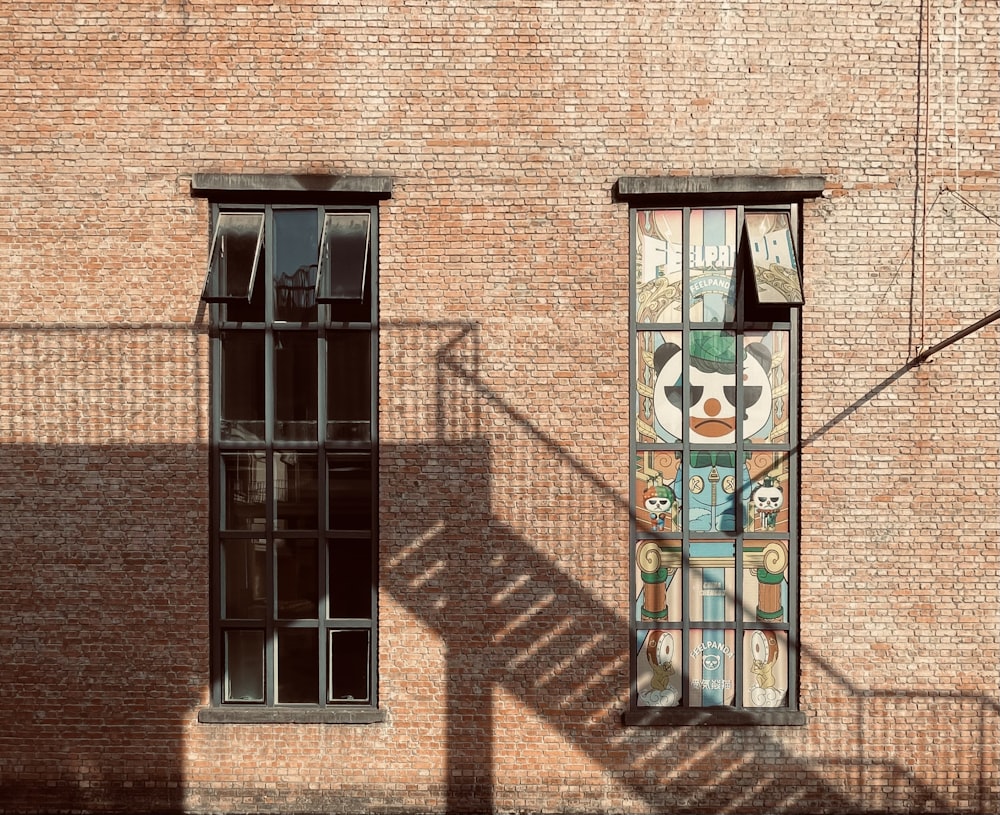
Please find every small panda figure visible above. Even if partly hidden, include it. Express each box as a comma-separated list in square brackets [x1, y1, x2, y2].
[750, 478, 783, 530]
[643, 481, 676, 532]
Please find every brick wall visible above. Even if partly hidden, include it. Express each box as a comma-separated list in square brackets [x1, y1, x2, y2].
[0, 1, 996, 813]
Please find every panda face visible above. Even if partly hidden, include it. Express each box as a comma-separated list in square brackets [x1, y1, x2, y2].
[752, 485, 784, 512]
[644, 494, 674, 513]
[652, 341, 773, 444]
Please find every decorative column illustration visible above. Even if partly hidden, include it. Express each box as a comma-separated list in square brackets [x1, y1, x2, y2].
[755, 541, 788, 622]
[637, 541, 670, 623]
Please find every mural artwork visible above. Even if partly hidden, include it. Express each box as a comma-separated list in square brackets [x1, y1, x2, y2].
[633, 209, 794, 710]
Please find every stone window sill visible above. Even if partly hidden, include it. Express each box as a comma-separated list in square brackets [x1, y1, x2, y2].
[198, 706, 386, 725]
[622, 707, 806, 727]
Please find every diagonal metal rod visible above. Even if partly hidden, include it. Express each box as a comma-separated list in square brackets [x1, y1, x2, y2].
[912, 306, 1000, 365]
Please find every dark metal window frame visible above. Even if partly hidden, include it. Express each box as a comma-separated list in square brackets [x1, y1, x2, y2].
[193, 176, 390, 724]
[618, 176, 824, 727]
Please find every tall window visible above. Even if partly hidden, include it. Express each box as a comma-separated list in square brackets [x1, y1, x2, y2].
[202, 200, 379, 714]
[626, 197, 809, 725]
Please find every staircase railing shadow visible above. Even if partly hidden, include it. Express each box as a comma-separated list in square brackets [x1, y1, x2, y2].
[380, 319, 999, 813]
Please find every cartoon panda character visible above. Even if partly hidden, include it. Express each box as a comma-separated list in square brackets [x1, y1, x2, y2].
[750, 478, 784, 530]
[643, 481, 676, 532]
[651, 331, 773, 445]
[651, 331, 773, 531]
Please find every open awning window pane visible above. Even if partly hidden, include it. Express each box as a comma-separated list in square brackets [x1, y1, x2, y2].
[744, 212, 804, 305]
[203, 212, 265, 302]
[316, 213, 370, 302]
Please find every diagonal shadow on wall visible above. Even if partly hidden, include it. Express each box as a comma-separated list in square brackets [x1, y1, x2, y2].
[381, 321, 998, 814]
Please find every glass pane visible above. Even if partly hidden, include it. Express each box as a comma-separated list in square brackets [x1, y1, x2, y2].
[274, 209, 318, 322]
[224, 630, 264, 702]
[682, 450, 744, 534]
[648, 329, 778, 448]
[744, 630, 789, 708]
[205, 212, 264, 302]
[745, 330, 790, 445]
[222, 539, 266, 619]
[318, 213, 370, 301]
[635, 541, 681, 623]
[328, 456, 371, 531]
[745, 212, 802, 305]
[329, 629, 370, 703]
[636, 629, 681, 707]
[637, 330, 682, 444]
[327, 331, 371, 442]
[222, 452, 267, 531]
[274, 453, 318, 530]
[225, 248, 265, 322]
[688, 208, 737, 323]
[635, 209, 682, 324]
[329, 538, 373, 619]
[743, 541, 789, 623]
[275, 331, 318, 441]
[221, 331, 265, 442]
[635, 449, 682, 533]
[276, 628, 318, 703]
[276, 539, 318, 619]
[747, 451, 790, 533]
[688, 542, 735, 622]
[687, 329, 738, 444]
[688, 629, 736, 706]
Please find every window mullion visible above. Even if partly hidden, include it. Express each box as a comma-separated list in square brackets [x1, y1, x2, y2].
[679, 206, 692, 707]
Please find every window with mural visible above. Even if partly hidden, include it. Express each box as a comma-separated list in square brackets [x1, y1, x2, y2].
[630, 205, 802, 719]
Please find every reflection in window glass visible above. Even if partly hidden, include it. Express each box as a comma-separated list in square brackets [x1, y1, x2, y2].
[222, 452, 267, 531]
[222, 539, 266, 619]
[225, 630, 264, 703]
[327, 332, 371, 442]
[275, 331, 318, 441]
[329, 457, 372, 531]
[274, 453, 318, 530]
[225, 247, 265, 323]
[318, 213, 370, 301]
[329, 629, 370, 703]
[276, 539, 318, 619]
[221, 331, 265, 442]
[277, 628, 318, 703]
[205, 212, 264, 302]
[274, 209, 318, 322]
